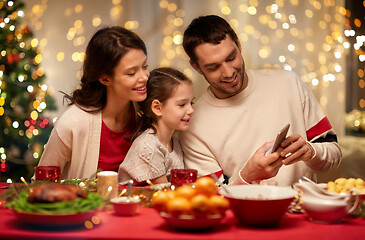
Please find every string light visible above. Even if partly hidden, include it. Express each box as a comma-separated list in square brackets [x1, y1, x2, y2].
[1, 0, 363, 178]
[342, 1, 365, 133]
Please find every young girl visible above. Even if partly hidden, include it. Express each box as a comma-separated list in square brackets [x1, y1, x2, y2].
[118, 67, 195, 185]
[36, 26, 149, 179]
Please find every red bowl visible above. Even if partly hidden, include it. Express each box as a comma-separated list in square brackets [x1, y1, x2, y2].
[219, 185, 297, 227]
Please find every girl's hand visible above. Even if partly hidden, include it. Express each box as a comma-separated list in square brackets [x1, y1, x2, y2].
[150, 175, 169, 185]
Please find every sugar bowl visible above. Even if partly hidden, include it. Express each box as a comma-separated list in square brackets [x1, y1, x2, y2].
[294, 182, 360, 223]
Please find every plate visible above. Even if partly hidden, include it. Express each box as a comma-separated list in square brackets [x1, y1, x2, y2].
[12, 210, 99, 226]
[318, 183, 365, 200]
[160, 212, 225, 230]
[149, 183, 171, 191]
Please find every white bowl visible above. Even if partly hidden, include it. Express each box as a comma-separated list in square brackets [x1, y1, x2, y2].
[219, 185, 297, 227]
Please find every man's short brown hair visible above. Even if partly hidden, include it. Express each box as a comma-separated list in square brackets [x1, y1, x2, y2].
[183, 15, 240, 64]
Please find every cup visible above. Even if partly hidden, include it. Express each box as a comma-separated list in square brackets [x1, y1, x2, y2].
[34, 166, 61, 182]
[97, 171, 118, 200]
[170, 169, 197, 187]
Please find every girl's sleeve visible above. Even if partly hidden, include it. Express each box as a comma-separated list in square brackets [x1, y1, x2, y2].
[118, 137, 166, 184]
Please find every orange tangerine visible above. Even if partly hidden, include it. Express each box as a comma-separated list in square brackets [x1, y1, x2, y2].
[195, 176, 217, 197]
[208, 195, 230, 215]
[167, 197, 191, 216]
[152, 190, 175, 211]
[175, 185, 196, 200]
[190, 194, 210, 216]
[165, 189, 176, 199]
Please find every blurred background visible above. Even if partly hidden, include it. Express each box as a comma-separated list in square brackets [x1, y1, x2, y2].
[0, 0, 364, 182]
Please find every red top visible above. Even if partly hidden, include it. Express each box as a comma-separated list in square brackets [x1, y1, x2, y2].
[98, 115, 135, 172]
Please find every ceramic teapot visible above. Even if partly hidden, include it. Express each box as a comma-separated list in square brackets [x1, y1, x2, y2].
[294, 182, 360, 223]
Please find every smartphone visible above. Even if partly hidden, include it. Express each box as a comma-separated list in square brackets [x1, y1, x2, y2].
[271, 124, 290, 153]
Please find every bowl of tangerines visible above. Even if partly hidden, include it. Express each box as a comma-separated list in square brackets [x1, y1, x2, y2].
[151, 177, 230, 230]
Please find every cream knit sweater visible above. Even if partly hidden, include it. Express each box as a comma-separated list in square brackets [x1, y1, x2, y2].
[180, 69, 342, 186]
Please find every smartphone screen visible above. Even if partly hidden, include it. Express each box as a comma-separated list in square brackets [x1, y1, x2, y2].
[271, 124, 290, 153]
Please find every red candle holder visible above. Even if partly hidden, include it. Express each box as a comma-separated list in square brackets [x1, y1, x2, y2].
[170, 169, 197, 187]
[34, 166, 61, 182]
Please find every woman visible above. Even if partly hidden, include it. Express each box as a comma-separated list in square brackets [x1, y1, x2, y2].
[37, 26, 149, 179]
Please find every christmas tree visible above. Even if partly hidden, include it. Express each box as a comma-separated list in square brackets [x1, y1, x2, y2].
[0, 0, 56, 182]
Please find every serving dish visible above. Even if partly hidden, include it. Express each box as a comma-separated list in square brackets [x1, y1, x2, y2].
[219, 185, 297, 227]
[160, 212, 225, 230]
[12, 209, 99, 226]
[294, 182, 360, 223]
[317, 183, 365, 200]
[4, 182, 104, 227]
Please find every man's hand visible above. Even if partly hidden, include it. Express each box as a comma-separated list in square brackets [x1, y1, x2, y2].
[279, 133, 314, 165]
[239, 142, 282, 184]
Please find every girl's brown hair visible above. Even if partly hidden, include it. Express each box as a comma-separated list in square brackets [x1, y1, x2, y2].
[133, 67, 192, 140]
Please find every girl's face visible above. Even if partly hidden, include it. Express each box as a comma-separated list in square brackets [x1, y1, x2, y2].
[106, 48, 149, 103]
[158, 82, 195, 132]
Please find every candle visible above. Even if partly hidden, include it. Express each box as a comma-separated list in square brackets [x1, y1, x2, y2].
[170, 169, 197, 187]
[34, 166, 61, 182]
[96, 171, 118, 200]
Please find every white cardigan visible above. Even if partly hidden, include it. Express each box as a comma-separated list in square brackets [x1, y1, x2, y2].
[37, 105, 102, 179]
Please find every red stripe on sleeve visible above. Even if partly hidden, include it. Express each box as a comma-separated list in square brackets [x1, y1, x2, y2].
[202, 170, 223, 179]
[306, 117, 332, 141]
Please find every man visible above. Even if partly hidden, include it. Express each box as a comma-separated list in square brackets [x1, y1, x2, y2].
[180, 15, 342, 186]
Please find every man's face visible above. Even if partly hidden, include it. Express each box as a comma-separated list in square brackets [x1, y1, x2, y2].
[191, 35, 247, 99]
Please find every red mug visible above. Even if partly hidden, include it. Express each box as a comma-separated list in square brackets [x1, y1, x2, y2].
[170, 169, 197, 187]
[34, 166, 61, 182]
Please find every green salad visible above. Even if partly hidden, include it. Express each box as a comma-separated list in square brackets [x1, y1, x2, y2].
[6, 190, 104, 214]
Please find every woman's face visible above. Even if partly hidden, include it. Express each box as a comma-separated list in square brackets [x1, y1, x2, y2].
[105, 48, 149, 103]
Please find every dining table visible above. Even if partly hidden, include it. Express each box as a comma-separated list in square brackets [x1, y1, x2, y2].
[0, 182, 364, 240]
